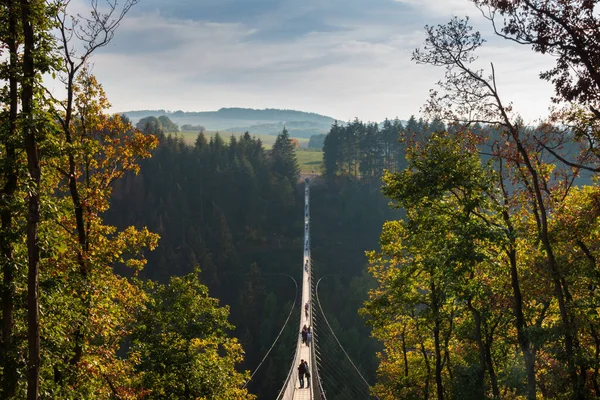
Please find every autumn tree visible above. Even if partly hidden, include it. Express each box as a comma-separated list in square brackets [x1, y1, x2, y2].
[473, 0, 600, 116]
[411, 14, 600, 399]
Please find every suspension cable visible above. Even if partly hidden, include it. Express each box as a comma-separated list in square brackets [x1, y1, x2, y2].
[315, 276, 379, 399]
[312, 313, 369, 399]
[243, 273, 298, 388]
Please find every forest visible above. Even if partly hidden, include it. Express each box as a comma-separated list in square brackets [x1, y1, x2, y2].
[2, 1, 600, 400]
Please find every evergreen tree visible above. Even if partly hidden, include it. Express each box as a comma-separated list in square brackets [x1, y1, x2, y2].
[271, 127, 300, 186]
[323, 122, 342, 179]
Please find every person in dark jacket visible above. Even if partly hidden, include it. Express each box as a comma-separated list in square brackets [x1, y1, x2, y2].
[303, 360, 311, 388]
[298, 359, 307, 388]
[301, 325, 308, 345]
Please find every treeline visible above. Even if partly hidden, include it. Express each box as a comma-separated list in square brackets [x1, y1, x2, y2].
[181, 123, 206, 132]
[109, 128, 300, 286]
[363, 6, 600, 400]
[323, 117, 445, 180]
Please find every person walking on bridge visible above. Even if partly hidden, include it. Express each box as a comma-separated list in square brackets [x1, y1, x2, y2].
[303, 360, 311, 388]
[301, 325, 307, 345]
[298, 359, 307, 388]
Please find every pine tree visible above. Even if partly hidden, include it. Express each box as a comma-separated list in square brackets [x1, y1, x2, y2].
[271, 127, 300, 186]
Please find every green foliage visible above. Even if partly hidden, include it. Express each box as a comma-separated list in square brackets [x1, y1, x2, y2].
[136, 115, 179, 134]
[308, 133, 326, 149]
[323, 118, 426, 181]
[157, 115, 179, 132]
[364, 131, 512, 399]
[130, 270, 254, 399]
[271, 128, 300, 186]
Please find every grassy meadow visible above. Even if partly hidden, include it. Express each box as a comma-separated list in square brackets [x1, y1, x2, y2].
[296, 149, 323, 174]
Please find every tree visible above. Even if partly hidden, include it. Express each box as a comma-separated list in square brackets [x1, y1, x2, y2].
[48, 1, 144, 391]
[130, 270, 255, 399]
[18, 1, 58, 397]
[157, 115, 179, 132]
[308, 133, 326, 149]
[473, 0, 600, 115]
[364, 131, 506, 399]
[323, 122, 342, 179]
[270, 128, 300, 186]
[41, 70, 159, 396]
[0, 0, 24, 396]
[136, 116, 163, 135]
[410, 15, 596, 399]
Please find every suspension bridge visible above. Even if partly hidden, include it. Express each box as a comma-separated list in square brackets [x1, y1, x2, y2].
[244, 178, 376, 399]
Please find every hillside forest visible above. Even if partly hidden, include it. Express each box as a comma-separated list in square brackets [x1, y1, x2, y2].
[2, 1, 600, 400]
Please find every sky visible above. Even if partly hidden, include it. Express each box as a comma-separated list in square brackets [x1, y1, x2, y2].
[71, 0, 558, 123]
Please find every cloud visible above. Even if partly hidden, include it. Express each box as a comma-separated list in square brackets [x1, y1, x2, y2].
[60, 0, 557, 123]
[394, 0, 477, 16]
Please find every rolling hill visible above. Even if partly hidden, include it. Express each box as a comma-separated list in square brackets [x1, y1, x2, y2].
[120, 107, 339, 138]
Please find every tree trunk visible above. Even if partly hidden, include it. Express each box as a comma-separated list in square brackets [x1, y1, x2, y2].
[401, 325, 409, 377]
[1, 0, 20, 396]
[591, 325, 600, 397]
[509, 246, 537, 399]
[577, 240, 600, 397]
[501, 205, 537, 400]
[484, 331, 500, 399]
[468, 301, 487, 398]
[62, 63, 89, 368]
[420, 341, 431, 400]
[434, 319, 444, 400]
[21, 1, 41, 398]
[511, 134, 583, 398]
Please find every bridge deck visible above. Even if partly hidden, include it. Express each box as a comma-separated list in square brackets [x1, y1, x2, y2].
[292, 253, 313, 399]
[280, 181, 315, 400]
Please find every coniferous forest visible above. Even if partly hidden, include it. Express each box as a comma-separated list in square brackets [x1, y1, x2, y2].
[3, 1, 600, 400]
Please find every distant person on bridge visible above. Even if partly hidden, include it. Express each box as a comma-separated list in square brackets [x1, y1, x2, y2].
[307, 330, 312, 346]
[303, 360, 311, 388]
[301, 325, 308, 345]
[305, 302, 309, 318]
[298, 359, 307, 388]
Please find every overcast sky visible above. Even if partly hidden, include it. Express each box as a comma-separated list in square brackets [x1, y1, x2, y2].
[75, 0, 557, 123]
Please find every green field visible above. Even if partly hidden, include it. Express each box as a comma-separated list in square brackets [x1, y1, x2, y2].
[296, 149, 323, 174]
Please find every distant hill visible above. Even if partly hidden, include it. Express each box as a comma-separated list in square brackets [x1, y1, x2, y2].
[119, 108, 339, 138]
